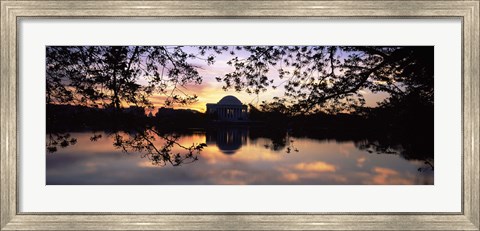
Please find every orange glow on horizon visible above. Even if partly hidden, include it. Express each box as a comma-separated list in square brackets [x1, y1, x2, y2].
[148, 81, 284, 113]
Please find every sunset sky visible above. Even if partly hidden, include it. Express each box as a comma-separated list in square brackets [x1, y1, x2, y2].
[146, 47, 390, 113]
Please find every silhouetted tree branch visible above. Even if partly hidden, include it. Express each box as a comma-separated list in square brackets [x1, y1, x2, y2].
[218, 46, 433, 115]
[46, 46, 216, 110]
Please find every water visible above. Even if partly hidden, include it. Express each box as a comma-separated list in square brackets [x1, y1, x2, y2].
[46, 127, 433, 185]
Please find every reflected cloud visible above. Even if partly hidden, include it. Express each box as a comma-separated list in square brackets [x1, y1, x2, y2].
[276, 166, 348, 184]
[47, 128, 433, 185]
[374, 167, 398, 175]
[281, 173, 300, 182]
[137, 161, 159, 168]
[369, 167, 414, 185]
[356, 157, 366, 168]
[294, 161, 337, 173]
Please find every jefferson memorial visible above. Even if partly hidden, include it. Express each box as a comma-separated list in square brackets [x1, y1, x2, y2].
[206, 95, 248, 121]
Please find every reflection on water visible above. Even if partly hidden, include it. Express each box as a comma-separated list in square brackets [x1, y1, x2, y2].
[46, 126, 433, 185]
[206, 127, 248, 155]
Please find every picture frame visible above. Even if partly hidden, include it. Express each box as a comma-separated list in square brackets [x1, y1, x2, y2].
[1, 0, 478, 230]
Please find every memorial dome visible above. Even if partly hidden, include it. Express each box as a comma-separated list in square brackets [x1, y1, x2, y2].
[217, 95, 242, 105]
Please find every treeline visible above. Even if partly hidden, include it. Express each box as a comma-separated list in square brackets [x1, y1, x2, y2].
[47, 102, 433, 161]
[46, 104, 208, 132]
[46, 104, 150, 132]
[48, 99, 433, 135]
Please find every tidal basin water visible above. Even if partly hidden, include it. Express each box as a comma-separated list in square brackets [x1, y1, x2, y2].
[46, 128, 433, 185]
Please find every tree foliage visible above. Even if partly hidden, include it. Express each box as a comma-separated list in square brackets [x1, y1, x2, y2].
[46, 46, 433, 116]
[217, 46, 433, 115]
[46, 46, 216, 109]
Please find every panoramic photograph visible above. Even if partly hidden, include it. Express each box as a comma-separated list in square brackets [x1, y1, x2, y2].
[46, 46, 433, 185]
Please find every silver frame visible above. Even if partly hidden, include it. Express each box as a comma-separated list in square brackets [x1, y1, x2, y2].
[1, 1, 478, 230]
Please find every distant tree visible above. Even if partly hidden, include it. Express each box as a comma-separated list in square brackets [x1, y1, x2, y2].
[217, 46, 433, 115]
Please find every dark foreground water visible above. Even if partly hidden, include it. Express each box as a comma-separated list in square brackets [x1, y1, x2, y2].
[46, 127, 433, 185]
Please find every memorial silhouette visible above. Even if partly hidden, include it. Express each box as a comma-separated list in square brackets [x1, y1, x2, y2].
[206, 95, 248, 122]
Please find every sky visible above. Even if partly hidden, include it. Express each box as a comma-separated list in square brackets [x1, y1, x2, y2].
[146, 47, 389, 113]
[149, 51, 286, 113]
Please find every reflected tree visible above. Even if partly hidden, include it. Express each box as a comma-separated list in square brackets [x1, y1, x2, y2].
[47, 132, 105, 153]
[112, 128, 207, 166]
[246, 126, 299, 153]
[89, 133, 103, 141]
[46, 128, 207, 167]
[263, 133, 298, 153]
[355, 138, 434, 171]
[46, 133, 77, 153]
